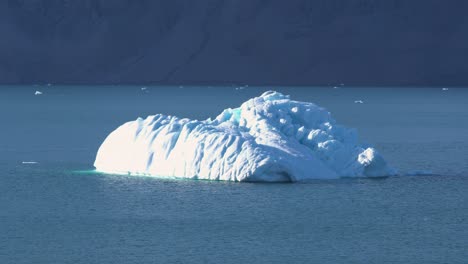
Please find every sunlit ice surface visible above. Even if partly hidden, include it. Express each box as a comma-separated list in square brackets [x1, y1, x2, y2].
[94, 91, 395, 182]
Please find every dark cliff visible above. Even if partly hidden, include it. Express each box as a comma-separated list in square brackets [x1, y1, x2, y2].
[1, 0, 467, 86]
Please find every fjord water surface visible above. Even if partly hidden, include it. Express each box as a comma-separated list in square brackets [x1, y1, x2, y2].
[1, 87, 467, 263]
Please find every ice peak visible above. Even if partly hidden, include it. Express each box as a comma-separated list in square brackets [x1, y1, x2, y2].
[259, 90, 290, 101]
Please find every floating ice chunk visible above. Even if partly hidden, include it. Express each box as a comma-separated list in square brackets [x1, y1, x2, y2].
[141, 87, 147, 91]
[354, 100, 364, 104]
[442, 88, 449, 91]
[34, 91, 43, 95]
[94, 91, 395, 182]
[22, 161, 38, 164]
[235, 85, 248, 90]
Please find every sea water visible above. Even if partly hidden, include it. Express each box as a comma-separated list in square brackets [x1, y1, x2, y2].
[0, 86, 467, 263]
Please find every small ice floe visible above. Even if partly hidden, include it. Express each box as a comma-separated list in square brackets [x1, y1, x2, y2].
[47, 83, 52, 87]
[141, 87, 147, 91]
[354, 100, 364, 104]
[333, 86, 339, 89]
[22, 161, 39, 164]
[34, 91, 43, 95]
[442, 88, 449, 91]
[235, 85, 248, 91]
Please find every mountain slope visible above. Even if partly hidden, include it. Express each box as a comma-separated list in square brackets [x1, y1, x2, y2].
[1, 0, 467, 86]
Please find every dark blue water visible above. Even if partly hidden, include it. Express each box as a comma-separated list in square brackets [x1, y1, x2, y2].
[1, 86, 467, 263]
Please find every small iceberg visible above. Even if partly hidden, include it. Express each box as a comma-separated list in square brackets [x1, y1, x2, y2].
[354, 100, 364, 104]
[34, 91, 43, 95]
[22, 161, 38, 164]
[235, 85, 249, 91]
[442, 88, 449, 91]
[94, 91, 395, 182]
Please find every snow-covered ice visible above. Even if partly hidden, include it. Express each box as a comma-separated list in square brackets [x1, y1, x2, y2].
[354, 100, 364, 104]
[94, 91, 395, 182]
[34, 91, 43, 95]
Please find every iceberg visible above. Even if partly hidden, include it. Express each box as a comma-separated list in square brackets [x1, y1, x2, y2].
[22, 161, 39, 164]
[94, 91, 395, 182]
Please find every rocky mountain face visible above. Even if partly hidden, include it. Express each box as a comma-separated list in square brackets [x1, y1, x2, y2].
[1, 0, 467, 86]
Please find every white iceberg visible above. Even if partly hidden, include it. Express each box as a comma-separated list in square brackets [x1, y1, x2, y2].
[22, 161, 39, 164]
[94, 91, 395, 182]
